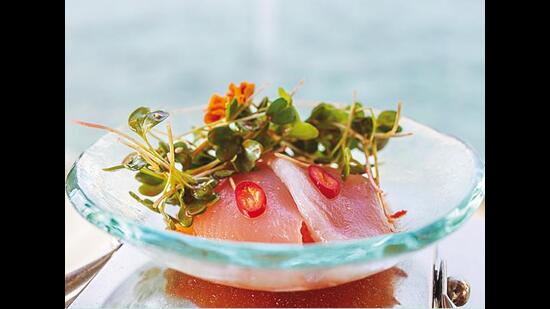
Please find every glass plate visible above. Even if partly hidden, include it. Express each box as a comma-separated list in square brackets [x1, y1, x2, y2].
[66, 102, 484, 291]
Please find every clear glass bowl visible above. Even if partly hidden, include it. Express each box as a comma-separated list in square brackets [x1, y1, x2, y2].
[65, 102, 484, 291]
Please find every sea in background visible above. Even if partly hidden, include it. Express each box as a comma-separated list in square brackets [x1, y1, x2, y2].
[65, 0, 484, 272]
[66, 0, 484, 165]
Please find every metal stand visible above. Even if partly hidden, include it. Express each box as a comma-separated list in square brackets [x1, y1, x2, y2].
[433, 259, 471, 308]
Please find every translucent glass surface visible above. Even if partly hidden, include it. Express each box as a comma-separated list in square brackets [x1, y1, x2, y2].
[66, 102, 484, 291]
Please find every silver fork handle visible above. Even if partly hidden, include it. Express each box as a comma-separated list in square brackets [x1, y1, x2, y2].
[65, 242, 123, 307]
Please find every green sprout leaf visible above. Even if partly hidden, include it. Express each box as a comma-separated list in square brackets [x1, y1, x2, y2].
[128, 107, 168, 136]
[257, 97, 270, 110]
[164, 214, 177, 230]
[376, 111, 397, 128]
[375, 138, 390, 151]
[191, 150, 216, 168]
[254, 125, 277, 151]
[208, 125, 243, 161]
[266, 98, 288, 116]
[293, 140, 319, 154]
[135, 171, 164, 185]
[271, 107, 296, 125]
[208, 126, 236, 146]
[128, 107, 151, 135]
[307, 103, 347, 128]
[278, 87, 292, 104]
[173, 141, 192, 169]
[375, 110, 402, 134]
[215, 140, 242, 162]
[138, 183, 165, 196]
[143, 110, 169, 131]
[226, 98, 240, 121]
[186, 195, 219, 216]
[186, 202, 207, 216]
[287, 121, 319, 140]
[102, 164, 125, 172]
[157, 141, 170, 154]
[192, 179, 219, 200]
[129, 191, 159, 213]
[212, 169, 235, 179]
[243, 139, 263, 161]
[267, 98, 297, 125]
[165, 188, 185, 206]
[233, 139, 263, 172]
[352, 116, 374, 136]
[177, 207, 193, 227]
[348, 102, 365, 118]
[122, 153, 148, 171]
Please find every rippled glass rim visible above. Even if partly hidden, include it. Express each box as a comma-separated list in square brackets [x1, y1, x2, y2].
[66, 104, 485, 270]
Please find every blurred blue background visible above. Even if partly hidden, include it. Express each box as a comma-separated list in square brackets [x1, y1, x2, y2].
[65, 0, 484, 167]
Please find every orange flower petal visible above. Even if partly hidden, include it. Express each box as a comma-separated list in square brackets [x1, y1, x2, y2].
[204, 94, 229, 123]
[204, 82, 255, 124]
[227, 81, 255, 105]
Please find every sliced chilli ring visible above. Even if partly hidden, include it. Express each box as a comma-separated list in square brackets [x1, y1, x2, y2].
[234, 181, 267, 218]
[307, 165, 341, 199]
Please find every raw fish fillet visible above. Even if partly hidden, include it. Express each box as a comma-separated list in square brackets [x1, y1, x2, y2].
[269, 157, 393, 242]
[193, 162, 304, 243]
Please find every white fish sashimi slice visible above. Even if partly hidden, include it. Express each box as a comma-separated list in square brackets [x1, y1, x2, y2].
[269, 157, 393, 242]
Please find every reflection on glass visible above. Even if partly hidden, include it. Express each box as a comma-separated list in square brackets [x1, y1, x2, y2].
[165, 267, 407, 308]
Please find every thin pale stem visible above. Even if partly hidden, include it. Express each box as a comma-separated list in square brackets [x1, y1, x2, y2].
[367, 107, 377, 145]
[75, 120, 170, 167]
[143, 134, 164, 160]
[186, 159, 221, 175]
[281, 141, 315, 160]
[118, 139, 164, 172]
[228, 177, 236, 191]
[290, 80, 305, 97]
[166, 122, 177, 189]
[330, 95, 357, 157]
[192, 162, 228, 178]
[375, 191, 396, 229]
[191, 140, 210, 158]
[178, 112, 266, 141]
[247, 83, 270, 103]
[235, 112, 266, 122]
[390, 102, 402, 134]
[75, 120, 150, 155]
[176, 121, 221, 139]
[374, 102, 403, 139]
[331, 122, 366, 143]
[273, 152, 311, 168]
[361, 142, 383, 194]
[374, 131, 413, 139]
[153, 185, 180, 212]
[372, 141, 380, 186]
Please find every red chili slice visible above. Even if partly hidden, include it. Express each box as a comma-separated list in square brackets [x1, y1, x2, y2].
[389, 210, 407, 220]
[307, 165, 341, 199]
[300, 222, 315, 244]
[235, 181, 267, 218]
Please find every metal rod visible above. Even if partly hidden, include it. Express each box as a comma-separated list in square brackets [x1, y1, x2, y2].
[65, 242, 123, 295]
